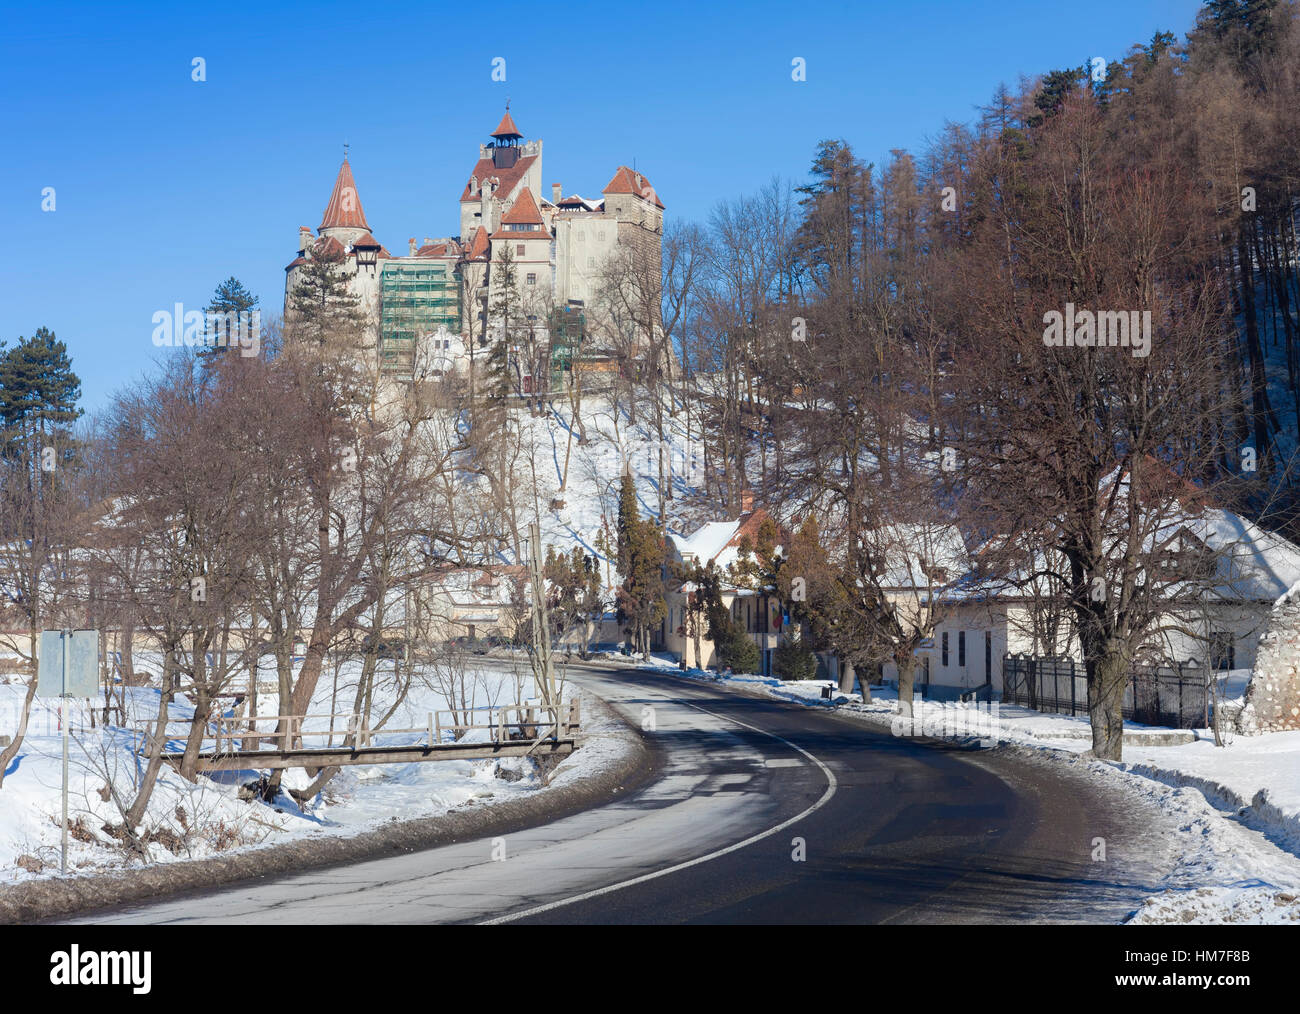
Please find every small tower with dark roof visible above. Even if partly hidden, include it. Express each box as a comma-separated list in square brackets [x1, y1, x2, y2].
[488, 102, 524, 169]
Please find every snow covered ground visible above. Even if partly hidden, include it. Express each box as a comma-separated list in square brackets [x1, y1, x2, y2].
[0, 655, 615, 884]
[636, 656, 1300, 924]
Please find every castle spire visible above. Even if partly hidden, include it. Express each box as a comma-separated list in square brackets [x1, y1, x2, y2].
[319, 155, 370, 232]
[490, 102, 522, 143]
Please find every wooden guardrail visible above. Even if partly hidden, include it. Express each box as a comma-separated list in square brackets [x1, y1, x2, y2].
[130, 698, 582, 770]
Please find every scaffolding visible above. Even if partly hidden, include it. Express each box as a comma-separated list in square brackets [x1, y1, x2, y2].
[379, 262, 461, 375]
[549, 304, 585, 389]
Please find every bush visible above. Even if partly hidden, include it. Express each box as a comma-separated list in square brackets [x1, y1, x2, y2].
[718, 623, 760, 674]
[774, 636, 818, 681]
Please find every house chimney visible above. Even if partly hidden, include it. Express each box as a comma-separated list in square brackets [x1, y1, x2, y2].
[409, 237, 417, 255]
[740, 489, 754, 515]
[299, 226, 312, 253]
[552, 182, 562, 203]
[424, 236, 433, 246]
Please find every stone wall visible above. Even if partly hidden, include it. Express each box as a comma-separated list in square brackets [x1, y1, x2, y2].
[1236, 586, 1300, 734]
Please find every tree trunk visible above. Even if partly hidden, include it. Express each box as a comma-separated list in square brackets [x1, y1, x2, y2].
[121, 624, 137, 684]
[838, 660, 856, 696]
[1087, 654, 1127, 761]
[289, 764, 340, 806]
[179, 681, 210, 782]
[897, 655, 917, 720]
[0, 672, 38, 789]
[126, 679, 173, 828]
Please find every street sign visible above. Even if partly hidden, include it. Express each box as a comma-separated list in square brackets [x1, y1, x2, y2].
[37, 629, 100, 698]
[35, 628, 101, 875]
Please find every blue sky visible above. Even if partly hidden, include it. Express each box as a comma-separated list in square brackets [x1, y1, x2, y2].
[1, 0, 1207, 413]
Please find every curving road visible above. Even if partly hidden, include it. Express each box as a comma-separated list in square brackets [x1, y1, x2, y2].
[74, 665, 1172, 924]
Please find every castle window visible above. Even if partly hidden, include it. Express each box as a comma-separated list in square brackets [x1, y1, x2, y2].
[526, 273, 536, 285]
[598, 231, 606, 242]
[516, 244, 525, 256]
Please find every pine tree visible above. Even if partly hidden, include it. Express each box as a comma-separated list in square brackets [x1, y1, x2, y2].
[287, 248, 366, 351]
[614, 471, 666, 655]
[0, 328, 83, 465]
[486, 246, 520, 396]
[201, 277, 259, 361]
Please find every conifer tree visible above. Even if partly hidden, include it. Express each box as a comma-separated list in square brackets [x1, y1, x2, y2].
[614, 471, 666, 655]
[287, 248, 367, 351]
[201, 276, 259, 361]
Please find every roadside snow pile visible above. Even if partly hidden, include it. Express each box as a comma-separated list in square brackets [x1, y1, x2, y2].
[0, 658, 606, 884]
[1130, 885, 1300, 924]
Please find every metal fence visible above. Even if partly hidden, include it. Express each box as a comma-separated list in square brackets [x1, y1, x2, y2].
[1002, 654, 1210, 730]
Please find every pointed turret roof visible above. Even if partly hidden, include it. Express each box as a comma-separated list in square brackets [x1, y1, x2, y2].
[501, 187, 545, 226]
[319, 158, 371, 231]
[491, 106, 522, 140]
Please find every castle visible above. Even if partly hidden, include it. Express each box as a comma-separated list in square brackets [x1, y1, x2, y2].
[283, 106, 664, 383]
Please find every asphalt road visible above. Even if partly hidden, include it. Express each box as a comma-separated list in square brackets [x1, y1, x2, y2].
[75, 665, 1172, 924]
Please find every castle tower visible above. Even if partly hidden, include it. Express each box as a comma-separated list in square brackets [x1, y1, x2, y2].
[284, 154, 388, 335]
[460, 105, 543, 240]
[318, 157, 371, 249]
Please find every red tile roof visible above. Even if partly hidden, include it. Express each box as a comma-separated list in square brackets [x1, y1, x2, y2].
[460, 154, 538, 203]
[319, 158, 371, 231]
[602, 166, 665, 209]
[501, 187, 545, 226]
[347, 232, 391, 258]
[467, 226, 490, 260]
[285, 233, 348, 272]
[313, 235, 346, 259]
[491, 108, 522, 139]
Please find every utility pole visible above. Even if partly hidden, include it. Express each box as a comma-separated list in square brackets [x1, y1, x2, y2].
[61, 629, 70, 874]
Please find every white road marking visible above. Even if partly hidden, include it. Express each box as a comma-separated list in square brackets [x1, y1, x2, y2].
[479, 696, 838, 924]
[764, 758, 804, 768]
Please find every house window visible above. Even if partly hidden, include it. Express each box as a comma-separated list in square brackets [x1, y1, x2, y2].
[958, 631, 966, 667]
[526, 273, 536, 285]
[598, 231, 606, 241]
[516, 244, 525, 256]
[1209, 631, 1235, 671]
[941, 631, 949, 667]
